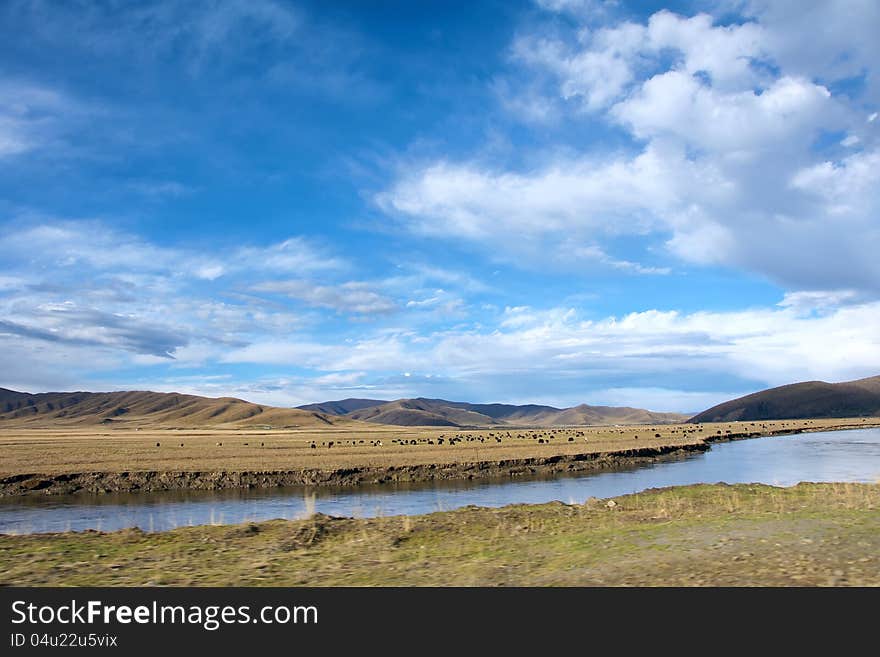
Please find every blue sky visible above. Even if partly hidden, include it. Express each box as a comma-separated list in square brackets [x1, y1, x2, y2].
[1, 0, 879, 412]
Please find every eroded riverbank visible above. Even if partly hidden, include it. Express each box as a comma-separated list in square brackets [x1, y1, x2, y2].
[1, 442, 710, 496]
[3, 418, 877, 497]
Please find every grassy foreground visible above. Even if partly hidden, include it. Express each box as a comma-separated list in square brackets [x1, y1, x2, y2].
[2, 482, 879, 586]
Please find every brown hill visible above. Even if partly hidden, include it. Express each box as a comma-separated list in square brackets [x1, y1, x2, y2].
[689, 375, 880, 423]
[306, 397, 688, 427]
[548, 404, 688, 426]
[345, 399, 504, 427]
[298, 398, 388, 415]
[0, 388, 353, 429]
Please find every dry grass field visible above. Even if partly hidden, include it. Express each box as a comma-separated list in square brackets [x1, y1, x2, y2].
[1, 417, 877, 478]
[2, 482, 878, 586]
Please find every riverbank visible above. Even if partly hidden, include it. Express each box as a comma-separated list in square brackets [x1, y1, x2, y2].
[2, 417, 878, 497]
[2, 482, 878, 586]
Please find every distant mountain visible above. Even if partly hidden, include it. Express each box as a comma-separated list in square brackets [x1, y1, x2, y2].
[299, 396, 688, 427]
[535, 404, 688, 426]
[297, 398, 388, 415]
[0, 388, 353, 429]
[344, 399, 505, 427]
[689, 375, 880, 423]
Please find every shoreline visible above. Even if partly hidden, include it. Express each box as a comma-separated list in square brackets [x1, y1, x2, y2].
[2, 482, 879, 585]
[0, 442, 709, 497]
[4, 421, 872, 498]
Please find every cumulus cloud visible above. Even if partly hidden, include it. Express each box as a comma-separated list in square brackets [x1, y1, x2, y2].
[739, 0, 880, 104]
[5, 2, 880, 411]
[379, 3, 880, 292]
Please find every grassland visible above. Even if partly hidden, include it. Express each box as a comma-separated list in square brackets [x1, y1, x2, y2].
[2, 417, 878, 496]
[2, 482, 878, 586]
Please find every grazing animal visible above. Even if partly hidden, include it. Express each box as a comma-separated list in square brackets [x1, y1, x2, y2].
[156, 442, 160, 447]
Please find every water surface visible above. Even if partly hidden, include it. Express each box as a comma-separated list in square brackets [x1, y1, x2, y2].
[2, 427, 879, 534]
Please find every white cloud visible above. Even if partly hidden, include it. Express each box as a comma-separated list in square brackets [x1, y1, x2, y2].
[512, 22, 646, 111]
[252, 280, 397, 315]
[534, 0, 618, 16]
[739, 0, 880, 104]
[391, 263, 493, 294]
[236, 237, 346, 274]
[564, 243, 671, 275]
[613, 73, 835, 154]
[0, 218, 354, 374]
[379, 147, 676, 240]
[0, 82, 86, 158]
[0, 220, 345, 280]
[404, 291, 465, 313]
[645, 11, 766, 90]
[777, 289, 859, 312]
[379, 4, 880, 292]
[789, 149, 880, 216]
[1, 221, 202, 273]
[493, 78, 559, 123]
[222, 300, 880, 402]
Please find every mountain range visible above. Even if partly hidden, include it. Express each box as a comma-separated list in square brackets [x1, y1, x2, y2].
[0, 388, 351, 429]
[689, 375, 880, 423]
[3, 374, 879, 430]
[298, 397, 688, 427]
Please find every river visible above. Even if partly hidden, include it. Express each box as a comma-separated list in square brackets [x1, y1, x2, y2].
[2, 427, 879, 534]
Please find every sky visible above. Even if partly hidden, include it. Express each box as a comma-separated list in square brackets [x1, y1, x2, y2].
[1, 0, 879, 413]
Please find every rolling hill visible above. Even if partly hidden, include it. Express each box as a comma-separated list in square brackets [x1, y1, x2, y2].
[297, 398, 389, 415]
[689, 375, 880, 423]
[0, 388, 353, 429]
[299, 397, 688, 427]
[344, 399, 505, 427]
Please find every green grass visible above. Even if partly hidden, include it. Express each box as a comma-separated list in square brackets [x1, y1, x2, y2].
[2, 483, 879, 586]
